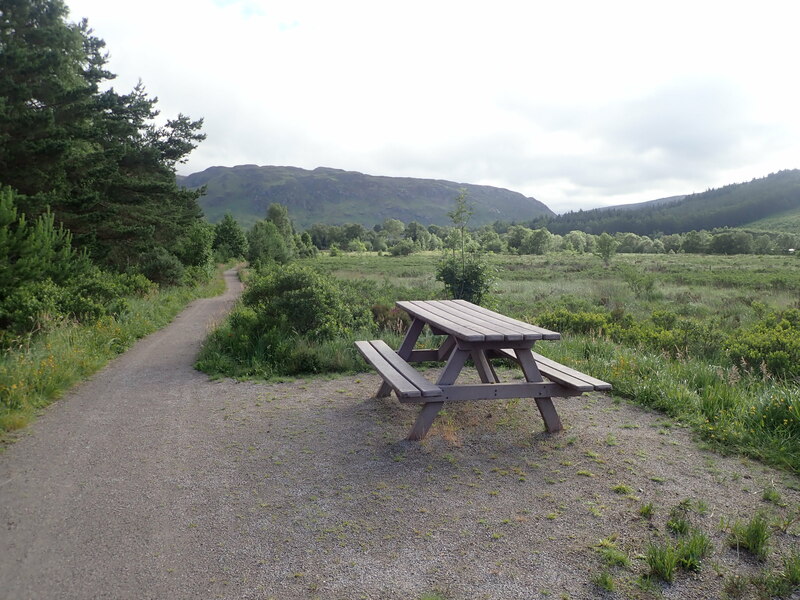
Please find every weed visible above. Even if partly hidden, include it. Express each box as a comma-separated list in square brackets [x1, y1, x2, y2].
[591, 570, 615, 592]
[751, 551, 800, 598]
[639, 502, 655, 519]
[729, 511, 771, 559]
[723, 573, 749, 598]
[598, 546, 630, 568]
[612, 483, 634, 495]
[646, 541, 679, 582]
[676, 530, 712, 572]
[762, 485, 783, 506]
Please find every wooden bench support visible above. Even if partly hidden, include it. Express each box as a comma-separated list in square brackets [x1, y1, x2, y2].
[357, 334, 611, 441]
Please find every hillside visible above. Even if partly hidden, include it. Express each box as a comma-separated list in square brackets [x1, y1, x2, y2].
[531, 170, 800, 235]
[180, 165, 553, 229]
[746, 205, 800, 232]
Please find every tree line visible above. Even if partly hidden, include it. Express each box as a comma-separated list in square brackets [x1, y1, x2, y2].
[1, 1, 212, 342]
[266, 218, 798, 258]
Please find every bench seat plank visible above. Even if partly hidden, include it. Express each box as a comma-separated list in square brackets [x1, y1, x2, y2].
[356, 340, 442, 399]
[491, 348, 611, 392]
[531, 351, 612, 391]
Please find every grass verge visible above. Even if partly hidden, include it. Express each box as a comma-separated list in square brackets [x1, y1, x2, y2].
[0, 270, 226, 435]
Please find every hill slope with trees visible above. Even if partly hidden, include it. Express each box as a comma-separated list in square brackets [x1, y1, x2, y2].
[180, 164, 554, 229]
[531, 170, 800, 235]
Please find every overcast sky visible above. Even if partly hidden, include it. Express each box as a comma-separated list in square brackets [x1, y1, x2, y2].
[66, 0, 800, 213]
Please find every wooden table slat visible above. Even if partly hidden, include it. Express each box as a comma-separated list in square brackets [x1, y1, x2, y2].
[406, 300, 508, 341]
[421, 300, 528, 341]
[396, 301, 486, 341]
[450, 299, 561, 340]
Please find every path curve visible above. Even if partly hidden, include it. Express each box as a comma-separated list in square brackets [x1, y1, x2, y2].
[1, 269, 244, 599]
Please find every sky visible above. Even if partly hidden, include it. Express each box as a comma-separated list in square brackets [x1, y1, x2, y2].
[65, 0, 800, 214]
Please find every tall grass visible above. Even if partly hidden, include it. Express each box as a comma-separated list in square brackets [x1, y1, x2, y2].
[0, 271, 226, 433]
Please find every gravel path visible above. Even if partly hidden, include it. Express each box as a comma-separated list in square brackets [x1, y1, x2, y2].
[1, 270, 798, 600]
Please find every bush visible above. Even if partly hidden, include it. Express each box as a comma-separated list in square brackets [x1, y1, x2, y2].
[436, 255, 493, 305]
[139, 247, 185, 286]
[197, 265, 377, 378]
[243, 264, 372, 339]
[727, 309, 800, 378]
[389, 239, 416, 256]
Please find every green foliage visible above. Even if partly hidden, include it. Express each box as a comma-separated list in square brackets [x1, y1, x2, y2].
[247, 220, 290, 266]
[726, 309, 800, 378]
[594, 233, 618, 265]
[214, 213, 249, 261]
[175, 220, 215, 270]
[729, 511, 772, 559]
[389, 239, 416, 256]
[0, 187, 90, 292]
[435, 191, 493, 305]
[197, 265, 378, 378]
[591, 570, 615, 592]
[646, 541, 679, 582]
[436, 255, 493, 305]
[139, 247, 185, 286]
[1, 270, 225, 430]
[0, 1, 205, 269]
[243, 264, 372, 339]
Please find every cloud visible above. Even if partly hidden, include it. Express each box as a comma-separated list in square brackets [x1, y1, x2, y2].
[65, 0, 800, 214]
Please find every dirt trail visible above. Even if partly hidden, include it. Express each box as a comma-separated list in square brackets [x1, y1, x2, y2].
[1, 269, 799, 600]
[1, 270, 246, 599]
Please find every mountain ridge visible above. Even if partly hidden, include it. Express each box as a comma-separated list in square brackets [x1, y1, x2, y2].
[180, 164, 554, 229]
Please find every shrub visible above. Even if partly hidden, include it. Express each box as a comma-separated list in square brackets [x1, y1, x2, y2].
[436, 255, 493, 305]
[389, 239, 416, 256]
[243, 264, 372, 339]
[726, 309, 800, 378]
[139, 247, 185, 286]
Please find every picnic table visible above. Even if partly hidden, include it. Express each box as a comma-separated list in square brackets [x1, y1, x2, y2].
[356, 299, 611, 440]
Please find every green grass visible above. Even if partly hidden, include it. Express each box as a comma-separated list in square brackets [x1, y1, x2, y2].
[250, 250, 800, 473]
[645, 541, 679, 582]
[0, 270, 226, 434]
[729, 511, 772, 560]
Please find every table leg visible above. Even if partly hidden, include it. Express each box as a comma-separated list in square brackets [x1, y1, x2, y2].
[406, 347, 469, 441]
[472, 349, 498, 383]
[515, 348, 563, 433]
[407, 401, 445, 441]
[376, 318, 425, 398]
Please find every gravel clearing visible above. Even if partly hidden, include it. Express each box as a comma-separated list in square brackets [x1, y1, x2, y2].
[1, 270, 798, 600]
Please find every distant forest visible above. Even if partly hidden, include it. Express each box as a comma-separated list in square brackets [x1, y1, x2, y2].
[529, 170, 800, 236]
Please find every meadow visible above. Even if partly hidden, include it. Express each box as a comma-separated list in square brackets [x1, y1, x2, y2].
[304, 250, 800, 474]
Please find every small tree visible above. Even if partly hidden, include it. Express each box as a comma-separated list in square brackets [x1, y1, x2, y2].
[595, 232, 618, 266]
[435, 190, 493, 305]
[213, 213, 248, 260]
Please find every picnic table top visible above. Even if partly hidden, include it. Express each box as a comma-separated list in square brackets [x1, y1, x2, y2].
[396, 299, 561, 344]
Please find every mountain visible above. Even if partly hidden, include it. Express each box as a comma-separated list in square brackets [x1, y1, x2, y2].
[531, 170, 800, 235]
[179, 165, 553, 229]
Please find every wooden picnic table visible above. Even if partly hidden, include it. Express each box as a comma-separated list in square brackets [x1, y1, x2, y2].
[356, 299, 611, 441]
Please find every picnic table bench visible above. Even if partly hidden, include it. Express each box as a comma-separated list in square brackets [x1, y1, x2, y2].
[356, 299, 611, 440]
